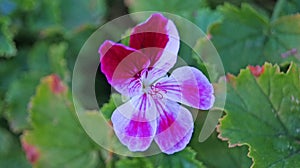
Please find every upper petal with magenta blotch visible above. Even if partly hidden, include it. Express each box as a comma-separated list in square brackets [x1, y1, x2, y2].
[130, 13, 180, 75]
[99, 40, 150, 96]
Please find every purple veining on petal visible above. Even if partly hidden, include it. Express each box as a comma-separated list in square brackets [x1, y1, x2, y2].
[160, 66, 215, 110]
[154, 99, 194, 154]
[111, 95, 157, 151]
[163, 129, 193, 154]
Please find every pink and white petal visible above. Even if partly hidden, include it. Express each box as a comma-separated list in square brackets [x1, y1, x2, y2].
[156, 66, 215, 110]
[151, 19, 180, 73]
[111, 94, 158, 151]
[136, 66, 169, 86]
[129, 13, 169, 52]
[129, 13, 179, 73]
[163, 129, 193, 154]
[154, 100, 194, 154]
[111, 53, 151, 96]
[111, 110, 156, 152]
[99, 40, 150, 96]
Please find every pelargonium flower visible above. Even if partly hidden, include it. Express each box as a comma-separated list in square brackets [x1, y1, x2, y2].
[99, 13, 214, 154]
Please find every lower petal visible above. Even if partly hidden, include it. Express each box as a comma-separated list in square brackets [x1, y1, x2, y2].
[111, 94, 158, 151]
[154, 100, 194, 154]
[163, 129, 193, 154]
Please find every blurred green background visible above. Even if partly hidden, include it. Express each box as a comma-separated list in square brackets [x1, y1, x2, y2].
[0, 0, 300, 167]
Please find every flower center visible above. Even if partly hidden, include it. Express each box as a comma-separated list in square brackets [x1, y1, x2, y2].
[143, 82, 167, 99]
[135, 67, 167, 99]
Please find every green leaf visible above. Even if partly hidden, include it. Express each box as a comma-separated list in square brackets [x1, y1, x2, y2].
[0, 16, 17, 57]
[120, 28, 132, 46]
[265, 14, 300, 63]
[65, 26, 96, 69]
[13, 0, 36, 12]
[116, 158, 154, 168]
[0, 101, 3, 116]
[27, 42, 51, 72]
[210, 3, 300, 74]
[48, 42, 69, 81]
[4, 72, 41, 132]
[27, 41, 69, 77]
[22, 75, 100, 168]
[127, 0, 206, 20]
[194, 8, 223, 33]
[192, 36, 223, 82]
[190, 109, 252, 168]
[275, 0, 300, 17]
[218, 62, 300, 167]
[0, 127, 31, 168]
[195, 132, 252, 168]
[100, 93, 122, 120]
[114, 147, 205, 168]
[27, 0, 60, 31]
[58, 0, 106, 30]
[153, 147, 205, 168]
[209, 3, 269, 74]
[27, 0, 106, 32]
[0, 47, 29, 116]
[4, 41, 69, 132]
[206, 0, 275, 13]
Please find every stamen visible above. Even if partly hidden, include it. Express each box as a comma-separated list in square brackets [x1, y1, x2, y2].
[148, 83, 167, 99]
